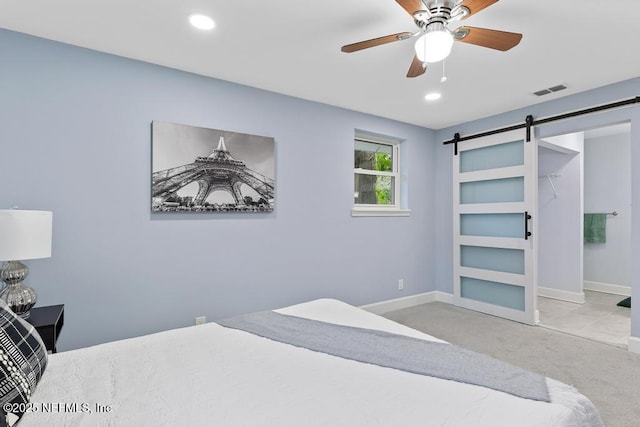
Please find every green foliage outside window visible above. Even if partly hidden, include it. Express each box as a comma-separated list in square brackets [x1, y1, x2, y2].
[375, 152, 392, 205]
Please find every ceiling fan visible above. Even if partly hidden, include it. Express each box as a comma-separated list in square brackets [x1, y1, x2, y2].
[341, 0, 523, 78]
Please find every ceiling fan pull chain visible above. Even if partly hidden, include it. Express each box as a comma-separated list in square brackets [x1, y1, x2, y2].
[441, 60, 447, 83]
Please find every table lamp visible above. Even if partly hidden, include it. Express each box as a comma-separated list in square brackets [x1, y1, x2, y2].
[0, 209, 53, 318]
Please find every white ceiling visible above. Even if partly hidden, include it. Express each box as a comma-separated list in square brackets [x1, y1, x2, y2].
[1, 0, 639, 129]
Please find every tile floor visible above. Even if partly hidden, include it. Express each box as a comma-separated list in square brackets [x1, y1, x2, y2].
[537, 290, 631, 348]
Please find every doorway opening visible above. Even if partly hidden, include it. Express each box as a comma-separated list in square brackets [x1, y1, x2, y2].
[536, 122, 631, 348]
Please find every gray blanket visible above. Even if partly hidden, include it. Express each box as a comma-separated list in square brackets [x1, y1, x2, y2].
[217, 310, 550, 402]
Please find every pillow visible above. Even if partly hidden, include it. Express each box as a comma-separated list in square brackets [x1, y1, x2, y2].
[0, 299, 48, 426]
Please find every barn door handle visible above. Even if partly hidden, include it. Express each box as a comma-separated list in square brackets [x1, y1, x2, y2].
[524, 211, 532, 240]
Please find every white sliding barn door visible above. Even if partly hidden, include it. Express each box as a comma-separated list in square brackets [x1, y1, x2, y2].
[453, 129, 538, 324]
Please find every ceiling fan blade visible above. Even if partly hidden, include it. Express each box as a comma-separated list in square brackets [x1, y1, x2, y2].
[407, 56, 426, 78]
[396, 0, 427, 16]
[458, 0, 499, 19]
[341, 32, 413, 53]
[453, 26, 522, 51]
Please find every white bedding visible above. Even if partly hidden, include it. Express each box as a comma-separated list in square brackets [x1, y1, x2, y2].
[21, 299, 602, 426]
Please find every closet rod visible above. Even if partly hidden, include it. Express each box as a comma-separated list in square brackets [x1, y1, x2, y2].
[586, 211, 618, 216]
[443, 95, 640, 146]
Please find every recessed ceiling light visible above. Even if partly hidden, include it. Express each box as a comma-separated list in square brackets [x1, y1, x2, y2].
[189, 13, 215, 30]
[424, 92, 442, 101]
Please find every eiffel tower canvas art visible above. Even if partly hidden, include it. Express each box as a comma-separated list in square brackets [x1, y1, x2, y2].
[152, 121, 275, 213]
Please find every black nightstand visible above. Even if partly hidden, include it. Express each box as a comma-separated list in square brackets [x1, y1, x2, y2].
[27, 304, 64, 353]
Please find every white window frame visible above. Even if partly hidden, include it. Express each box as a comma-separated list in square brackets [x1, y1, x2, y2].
[352, 132, 410, 217]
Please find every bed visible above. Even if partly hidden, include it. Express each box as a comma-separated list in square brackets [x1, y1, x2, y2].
[2, 298, 602, 426]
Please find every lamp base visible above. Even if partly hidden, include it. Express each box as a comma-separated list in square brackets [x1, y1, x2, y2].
[0, 284, 37, 318]
[0, 261, 37, 318]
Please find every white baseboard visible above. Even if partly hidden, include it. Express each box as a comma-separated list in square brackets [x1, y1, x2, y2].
[629, 336, 640, 354]
[359, 292, 435, 315]
[434, 291, 454, 304]
[583, 280, 632, 296]
[360, 291, 454, 315]
[537, 286, 585, 304]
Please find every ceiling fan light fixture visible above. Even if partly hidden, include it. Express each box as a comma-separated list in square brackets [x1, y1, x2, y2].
[414, 29, 454, 64]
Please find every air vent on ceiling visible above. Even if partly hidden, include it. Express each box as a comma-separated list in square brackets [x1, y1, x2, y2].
[533, 84, 568, 97]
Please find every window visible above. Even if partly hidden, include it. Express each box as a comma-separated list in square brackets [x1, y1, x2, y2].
[352, 132, 410, 217]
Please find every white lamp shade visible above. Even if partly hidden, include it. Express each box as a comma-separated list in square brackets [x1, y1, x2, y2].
[414, 30, 454, 63]
[0, 210, 52, 261]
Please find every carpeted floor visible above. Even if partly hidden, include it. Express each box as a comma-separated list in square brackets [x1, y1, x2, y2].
[384, 302, 640, 427]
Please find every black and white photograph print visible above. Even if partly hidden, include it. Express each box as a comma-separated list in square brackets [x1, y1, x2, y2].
[152, 121, 275, 213]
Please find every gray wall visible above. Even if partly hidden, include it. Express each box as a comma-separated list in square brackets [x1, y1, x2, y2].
[583, 132, 632, 287]
[3, 27, 640, 350]
[0, 30, 437, 350]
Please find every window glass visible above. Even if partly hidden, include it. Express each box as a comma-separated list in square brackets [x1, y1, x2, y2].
[354, 141, 393, 172]
[354, 174, 395, 205]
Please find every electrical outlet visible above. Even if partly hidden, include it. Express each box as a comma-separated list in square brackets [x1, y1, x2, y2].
[195, 316, 206, 325]
[398, 278, 404, 290]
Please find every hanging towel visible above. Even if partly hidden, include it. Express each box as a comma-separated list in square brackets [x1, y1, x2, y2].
[584, 213, 607, 243]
